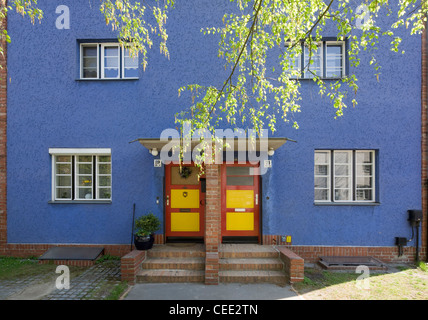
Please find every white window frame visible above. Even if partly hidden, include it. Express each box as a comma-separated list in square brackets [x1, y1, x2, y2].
[325, 41, 346, 79]
[314, 149, 376, 204]
[122, 46, 139, 79]
[333, 150, 353, 202]
[314, 150, 331, 202]
[101, 43, 121, 79]
[80, 43, 99, 80]
[303, 42, 323, 79]
[355, 150, 375, 202]
[50, 148, 112, 202]
[79, 43, 139, 80]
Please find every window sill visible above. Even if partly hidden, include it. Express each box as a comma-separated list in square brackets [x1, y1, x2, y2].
[48, 200, 112, 204]
[314, 202, 380, 206]
[76, 78, 139, 81]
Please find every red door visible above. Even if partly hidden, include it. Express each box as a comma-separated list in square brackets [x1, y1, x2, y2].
[221, 163, 260, 242]
[165, 164, 205, 240]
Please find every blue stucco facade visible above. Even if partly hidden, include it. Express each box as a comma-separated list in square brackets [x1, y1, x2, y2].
[6, 0, 422, 248]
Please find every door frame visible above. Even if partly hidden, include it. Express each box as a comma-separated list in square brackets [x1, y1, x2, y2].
[220, 162, 261, 243]
[164, 163, 205, 242]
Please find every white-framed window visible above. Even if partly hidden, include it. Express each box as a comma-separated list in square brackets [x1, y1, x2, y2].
[304, 42, 323, 78]
[325, 41, 345, 78]
[284, 40, 346, 79]
[50, 148, 112, 201]
[80, 42, 139, 80]
[314, 150, 376, 203]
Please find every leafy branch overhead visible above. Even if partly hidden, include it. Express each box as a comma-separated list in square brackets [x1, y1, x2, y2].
[176, 0, 428, 140]
[0, 0, 427, 167]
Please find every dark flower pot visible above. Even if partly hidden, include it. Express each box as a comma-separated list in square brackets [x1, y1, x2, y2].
[134, 234, 155, 250]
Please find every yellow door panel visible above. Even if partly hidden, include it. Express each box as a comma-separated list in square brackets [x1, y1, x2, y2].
[226, 190, 254, 208]
[226, 212, 254, 231]
[171, 212, 200, 232]
[171, 189, 199, 208]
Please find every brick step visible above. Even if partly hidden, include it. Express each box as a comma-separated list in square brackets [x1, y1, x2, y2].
[220, 258, 284, 271]
[219, 270, 287, 285]
[137, 269, 205, 283]
[219, 244, 280, 259]
[148, 244, 205, 258]
[142, 257, 205, 270]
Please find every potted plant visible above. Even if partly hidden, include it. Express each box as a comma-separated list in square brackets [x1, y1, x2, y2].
[134, 213, 161, 250]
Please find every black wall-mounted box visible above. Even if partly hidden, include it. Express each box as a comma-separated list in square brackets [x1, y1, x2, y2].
[395, 237, 407, 246]
[408, 209, 423, 226]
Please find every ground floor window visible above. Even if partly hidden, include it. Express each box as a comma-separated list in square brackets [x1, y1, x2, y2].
[49, 148, 111, 201]
[314, 149, 376, 203]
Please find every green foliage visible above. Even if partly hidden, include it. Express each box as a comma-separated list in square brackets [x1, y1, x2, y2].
[134, 212, 161, 236]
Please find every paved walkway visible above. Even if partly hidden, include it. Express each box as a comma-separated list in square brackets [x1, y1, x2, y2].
[1, 261, 122, 300]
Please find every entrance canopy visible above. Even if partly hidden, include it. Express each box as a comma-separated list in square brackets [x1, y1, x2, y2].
[132, 137, 295, 154]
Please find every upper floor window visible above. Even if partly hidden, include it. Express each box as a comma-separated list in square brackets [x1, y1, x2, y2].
[80, 42, 139, 80]
[285, 40, 346, 79]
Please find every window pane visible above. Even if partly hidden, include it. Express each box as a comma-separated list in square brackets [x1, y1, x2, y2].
[227, 167, 252, 176]
[335, 177, 349, 188]
[98, 176, 111, 187]
[356, 177, 372, 188]
[356, 189, 373, 201]
[356, 165, 372, 176]
[78, 176, 92, 187]
[56, 176, 71, 187]
[315, 152, 329, 164]
[315, 165, 328, 175]
[334, 165, 350, 176]
[98, 164, 111, 174]
[79, 188, 92, 199]
[334, 152, 349, 163]
[103, 46, 119, 78]
[326, 44, 343, 78]
[98, 156, 111, 163]
[304, 44, 322, 78]
[124, 68, 139, 78]
[56, 164, 71, 174]
[227, 176, 254, 186]
[315, 189, 328, 201]
[314, 177, 328, 188]
[83, 69, 97, 78]
[56, 188, 71, 199]
[82, 46, 98, 78]
[98, 188, 111, 199]
[356, 151, 373, 163]
[335, 189, 350, 201]
[56, 156, 71, 163]
[78, 156, 92, 162]
[78, 163, 92, 174]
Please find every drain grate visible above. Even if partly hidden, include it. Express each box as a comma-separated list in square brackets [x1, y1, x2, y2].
[318, 256, 387, 270]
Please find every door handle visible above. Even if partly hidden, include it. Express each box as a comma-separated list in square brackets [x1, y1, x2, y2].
[200, 199, 205, 206]
[255, 194, 258, 205]
[166, 195, 169, 206]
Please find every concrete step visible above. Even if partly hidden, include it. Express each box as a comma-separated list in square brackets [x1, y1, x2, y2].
[219, 270, 287, 285]
[219, 244, 279, 259]
[142, 257, 205, 270]
[220, 258, 284, 271]
[137, 269, 205, 283]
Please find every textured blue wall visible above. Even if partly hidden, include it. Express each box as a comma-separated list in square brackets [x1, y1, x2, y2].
[6, 0, 421, 247]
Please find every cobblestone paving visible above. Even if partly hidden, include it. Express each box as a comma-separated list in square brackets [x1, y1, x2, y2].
[0, 273, 53, 300]
[0, 260, 122, 300]
[42, 261, 122, 300]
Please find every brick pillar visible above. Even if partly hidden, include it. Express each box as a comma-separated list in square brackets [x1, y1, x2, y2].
[0, 0, 7, 253]
[421, 25, 427, 261]
[204, 164, 221, 285]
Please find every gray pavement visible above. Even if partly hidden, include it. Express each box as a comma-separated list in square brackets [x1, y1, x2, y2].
[123, 282, 303, 300]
